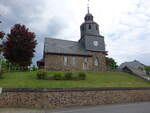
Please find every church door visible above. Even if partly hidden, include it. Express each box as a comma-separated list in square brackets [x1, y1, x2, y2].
[83, 58, 88, 70]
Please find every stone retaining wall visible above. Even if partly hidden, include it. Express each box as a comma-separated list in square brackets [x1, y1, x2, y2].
[0, 88, 150, 109]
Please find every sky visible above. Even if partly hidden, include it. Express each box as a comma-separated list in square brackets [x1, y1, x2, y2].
[0, 0, 150, 65]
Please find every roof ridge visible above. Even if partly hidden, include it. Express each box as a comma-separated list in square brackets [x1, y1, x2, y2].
[45, 37, 77, 43]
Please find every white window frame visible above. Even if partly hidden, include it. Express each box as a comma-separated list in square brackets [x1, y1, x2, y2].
[72, 57, 76, 66]
[64, 56, 68, 66]
[94, 57, 99, 66]
[84, 58, 88, 63]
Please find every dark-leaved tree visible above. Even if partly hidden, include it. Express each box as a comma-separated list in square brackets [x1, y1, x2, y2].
[3, 24, 37, 67]
[106, 57, 118, 71]
[0, 31, 5, 53]
[0, 31, 5, 39]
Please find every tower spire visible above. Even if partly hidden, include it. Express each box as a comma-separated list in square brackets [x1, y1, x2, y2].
[87, 0, 90, 13]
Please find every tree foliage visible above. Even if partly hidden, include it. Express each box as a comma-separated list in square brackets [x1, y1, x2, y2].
[0, 31, 5, 39]
[3, 24, 37, 67]
[106, 57, 118, 71]
[0, 31, 5, 53]
[145, 66, 150, 75]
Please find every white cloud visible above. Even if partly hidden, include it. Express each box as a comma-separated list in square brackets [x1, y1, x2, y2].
[0, 4, 11, 16]
[103, 0, 150, 65]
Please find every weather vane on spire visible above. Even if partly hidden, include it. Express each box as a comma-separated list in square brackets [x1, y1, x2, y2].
[87, 0, 90, 13]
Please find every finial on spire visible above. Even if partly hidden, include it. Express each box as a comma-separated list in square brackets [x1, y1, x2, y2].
[87, 0, 90, 13]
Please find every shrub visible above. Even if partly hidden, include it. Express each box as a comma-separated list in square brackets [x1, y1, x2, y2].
[64, 72, 73, 80]
[53, 72, 62, 80]
[0, 70, 4, 79]
[32, 65, 38, 71]
[145, 66, 150, 75]
[78, 72, 86, 80]
[22, 67, 29, 72]
[36, 69, 47, 79]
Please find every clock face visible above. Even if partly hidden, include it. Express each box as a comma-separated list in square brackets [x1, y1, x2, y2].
[93, 41, 99, 47]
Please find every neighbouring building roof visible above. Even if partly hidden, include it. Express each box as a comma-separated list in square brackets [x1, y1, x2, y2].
[44, 38, 92, 56]
[119, 60, 145, 69]
[123, 66, 146, 75]
[119, 60, 147, 77]
[122, 66, 150, 81]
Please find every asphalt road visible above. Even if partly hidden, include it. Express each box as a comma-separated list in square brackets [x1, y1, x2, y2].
[0, 102, 150, 113]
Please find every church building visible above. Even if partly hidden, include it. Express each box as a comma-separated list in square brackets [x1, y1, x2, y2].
[38, 8, 108, 71]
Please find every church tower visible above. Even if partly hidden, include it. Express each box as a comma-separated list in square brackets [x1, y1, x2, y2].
[79, 5, 106, 53]
[79, 2, 107, 71]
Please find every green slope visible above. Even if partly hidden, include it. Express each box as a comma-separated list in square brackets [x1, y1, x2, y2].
[0, 71, 150, 88]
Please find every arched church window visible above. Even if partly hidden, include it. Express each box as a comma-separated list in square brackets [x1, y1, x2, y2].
[94, 57, 99, 66]
[89, 24, 91, 29]
[72, 57, 76, 65]
[64, 56, 68, 66]
[84, 58, 88, 63]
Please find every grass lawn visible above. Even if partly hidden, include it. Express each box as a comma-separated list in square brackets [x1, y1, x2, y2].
[0, 71, 150, 88]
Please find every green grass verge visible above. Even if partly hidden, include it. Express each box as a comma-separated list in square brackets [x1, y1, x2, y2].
[0, 71, 150, 88]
